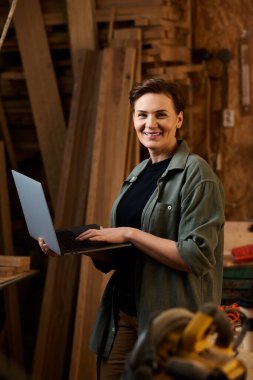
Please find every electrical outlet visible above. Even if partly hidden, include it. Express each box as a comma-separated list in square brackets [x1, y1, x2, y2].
[223, 109, 234, 127]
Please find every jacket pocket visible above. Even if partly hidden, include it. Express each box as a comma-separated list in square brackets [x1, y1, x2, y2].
[148, 202, 180, 238]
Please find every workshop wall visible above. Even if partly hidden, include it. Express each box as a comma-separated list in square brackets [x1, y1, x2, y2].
[192, 0, 253, 221]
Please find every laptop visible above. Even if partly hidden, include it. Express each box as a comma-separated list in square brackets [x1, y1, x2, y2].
[11, 170, 131, 258]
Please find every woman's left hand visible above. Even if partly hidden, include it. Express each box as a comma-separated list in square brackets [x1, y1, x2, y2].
[76, 227, 130, 244]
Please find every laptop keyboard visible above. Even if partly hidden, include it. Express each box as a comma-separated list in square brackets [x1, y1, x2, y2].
[56, 229, 108, 252]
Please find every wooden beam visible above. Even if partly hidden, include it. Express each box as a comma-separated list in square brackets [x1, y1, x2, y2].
[109, 28, 142, 173]
[33, 50, 103, 380]
[0, 98, 18, 169]
[86, 47, 137, 225]
[55, 49, 102, 227]
[69, 47, 137, 380]
[12, 0, 66, 208]
[66, 0, 98, 81]
[32, 256, 80, 380]
[0, 141, 23, 365]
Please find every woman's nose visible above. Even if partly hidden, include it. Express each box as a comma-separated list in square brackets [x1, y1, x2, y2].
[146, 115, 157, 128]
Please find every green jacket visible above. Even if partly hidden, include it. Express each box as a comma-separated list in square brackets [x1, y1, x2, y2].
[89, 140, 225, 358]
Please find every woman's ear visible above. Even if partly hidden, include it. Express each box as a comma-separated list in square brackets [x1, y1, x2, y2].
[176, 111, 183, 129]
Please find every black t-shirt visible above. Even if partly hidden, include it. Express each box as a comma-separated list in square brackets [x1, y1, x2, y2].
[115, 157, 171, 315]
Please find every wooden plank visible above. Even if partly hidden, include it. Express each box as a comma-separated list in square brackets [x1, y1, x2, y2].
[0, 72, 25, 80]
[55, 49, 103, 227]
[0, 264, 30, 277]
[95, 3, 185, 22]
[95, 6, 169, 22]
[109, 29, 142, 175]
[86, 48, 136, 225]
[33, 49, 103, 380]
[69, 47, 137, 380]
[69, 255, 105, 380]
[145, 64, 204, 76]
[32, 256, 80, 380]
[0, 142, 14, 256]
[135, 18, 189, 28]
[109, 27, 142, 90]
[142, 45, 190, 63]
[12, 0, 66, 208]
[0, 98, 18, 169]
[0, 269, 38, 289]
[0, 255, 30, 267]
[66, 0, 98, 80]
[0, 141, 23, 365]
[0, 267, 16, 277]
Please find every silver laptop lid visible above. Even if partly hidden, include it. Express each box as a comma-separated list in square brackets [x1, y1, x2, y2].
[12, 170, 61, 255]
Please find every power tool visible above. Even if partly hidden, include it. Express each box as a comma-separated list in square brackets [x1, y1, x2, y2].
[125, 303, 247, 380]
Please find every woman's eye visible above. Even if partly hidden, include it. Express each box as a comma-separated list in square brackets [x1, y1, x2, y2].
[138, 113, 147, 118]
[156, 112, 167, 118]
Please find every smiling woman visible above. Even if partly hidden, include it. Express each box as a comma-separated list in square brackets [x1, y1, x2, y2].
[84, 78, 226, 380]
[133, 92, 183, 162]
[39, 77, 226, 380]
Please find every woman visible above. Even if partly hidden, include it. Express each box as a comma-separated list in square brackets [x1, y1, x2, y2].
[39, 78, 225, 380]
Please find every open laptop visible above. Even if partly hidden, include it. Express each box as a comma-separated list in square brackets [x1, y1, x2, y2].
[11, 170, 131, 257]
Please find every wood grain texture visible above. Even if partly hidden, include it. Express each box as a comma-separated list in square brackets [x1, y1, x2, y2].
[66, 0, 98, 81]
[0, 141, 23, 365]
[33, 50, 103, 380]
[69, 47, 137, 380]
[55, 49, 103, 227]
[12, 0, 66, 208]
[86, 47, 136, 226]
[32, 255, 80, 380]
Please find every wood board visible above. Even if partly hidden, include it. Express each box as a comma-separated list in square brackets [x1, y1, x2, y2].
[66, 0, 98, 81]
[32, 50, 103, 380]
[12, 0, 66, 208]
[69, 47, 137, 380]
[0, 141, 23, 365]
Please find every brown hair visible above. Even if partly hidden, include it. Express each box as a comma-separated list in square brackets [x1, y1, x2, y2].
[129, 77, 185, 114]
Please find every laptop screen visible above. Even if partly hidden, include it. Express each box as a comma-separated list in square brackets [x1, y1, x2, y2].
[12, 170, 61, 254]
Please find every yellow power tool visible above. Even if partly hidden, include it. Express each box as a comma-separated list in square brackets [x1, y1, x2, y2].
[126, 303, 247, 380]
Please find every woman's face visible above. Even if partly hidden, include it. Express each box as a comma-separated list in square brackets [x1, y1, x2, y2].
[133, 93, 183, 162]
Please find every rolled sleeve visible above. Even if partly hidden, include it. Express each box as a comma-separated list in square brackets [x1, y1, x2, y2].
[177, 180, 225, 277]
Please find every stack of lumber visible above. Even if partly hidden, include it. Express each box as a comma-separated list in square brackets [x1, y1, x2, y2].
[32, 45, 140, 380]
[95, 0, 192, 68]
[94, 0, 204, 147]
[0, 255, 30, 280]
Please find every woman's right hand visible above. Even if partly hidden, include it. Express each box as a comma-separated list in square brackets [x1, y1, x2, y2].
[38, 237, 57, 257]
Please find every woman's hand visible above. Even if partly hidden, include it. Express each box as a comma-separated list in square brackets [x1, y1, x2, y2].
[76, 227, 131, 244]
[38, 237, 57, 257]
[77, 227, 189, 272]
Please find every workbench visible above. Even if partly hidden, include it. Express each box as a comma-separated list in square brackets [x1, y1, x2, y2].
[222, 221, 253, 304]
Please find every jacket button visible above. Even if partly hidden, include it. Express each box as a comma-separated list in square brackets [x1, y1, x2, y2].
[168, 205, 172, 210]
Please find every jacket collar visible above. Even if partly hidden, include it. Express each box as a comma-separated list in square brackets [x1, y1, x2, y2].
[126, 140, 190, 183]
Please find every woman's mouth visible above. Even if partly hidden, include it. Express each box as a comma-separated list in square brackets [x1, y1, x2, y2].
[144, 132, 162, 136]
[143, 132, 162, 140]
